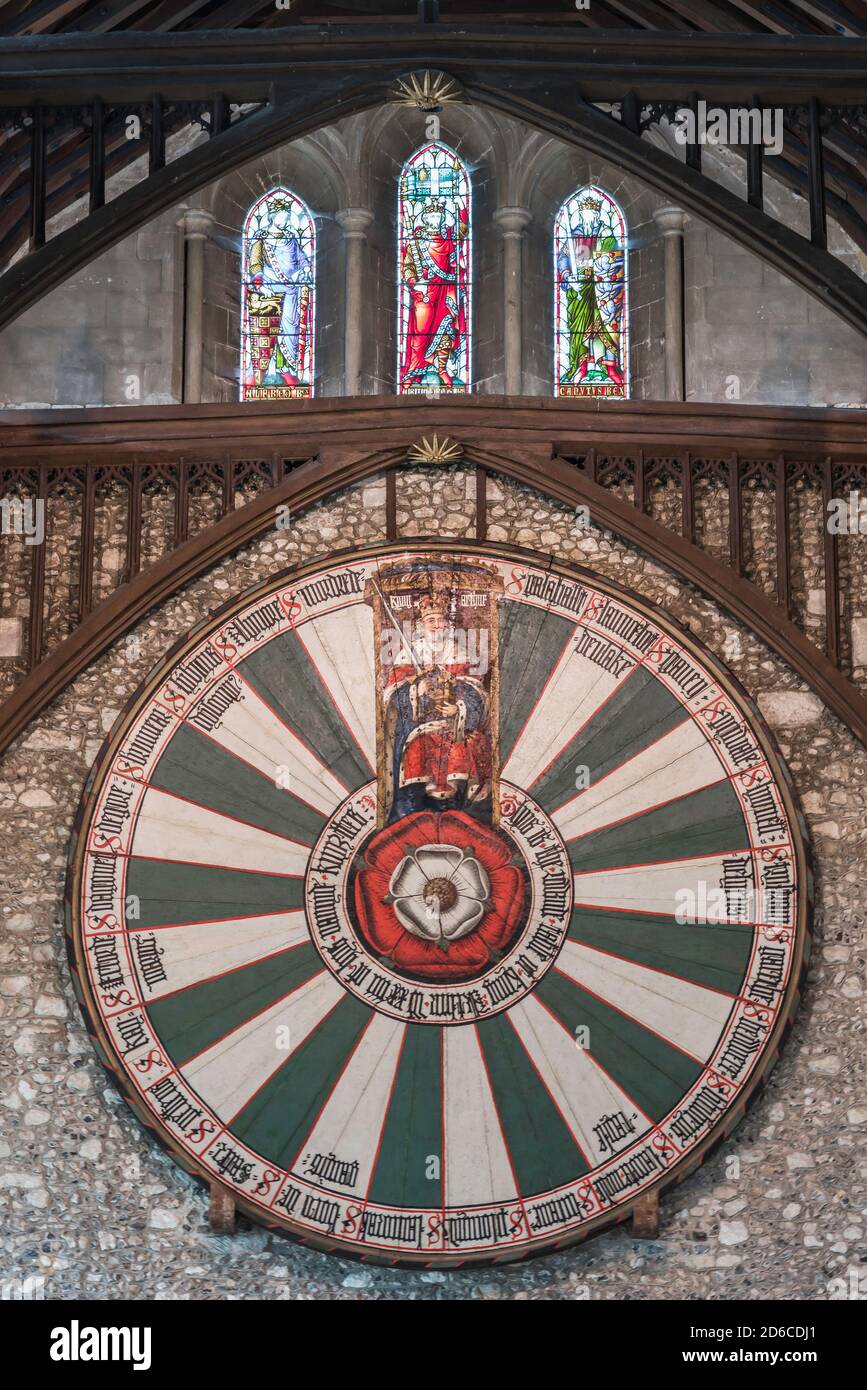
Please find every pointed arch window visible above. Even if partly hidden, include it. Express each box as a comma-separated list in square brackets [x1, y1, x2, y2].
[241, 187, 315, 401]
[554, 186, 628, 399]
[397, 142, 471, 395]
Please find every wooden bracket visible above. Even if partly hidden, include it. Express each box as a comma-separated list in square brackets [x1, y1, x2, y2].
[631, 1189, 660, 1239]
[208, 1182, 237, 1235]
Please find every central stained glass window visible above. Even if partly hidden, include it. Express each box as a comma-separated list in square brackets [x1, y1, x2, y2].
[554, 186, 628, 399]
[397, 143, 471, 395]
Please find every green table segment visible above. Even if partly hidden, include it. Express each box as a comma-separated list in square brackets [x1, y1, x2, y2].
[68, 544, 807, 1266]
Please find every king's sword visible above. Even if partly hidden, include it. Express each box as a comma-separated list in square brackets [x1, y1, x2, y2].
[369, 574, 423, 673]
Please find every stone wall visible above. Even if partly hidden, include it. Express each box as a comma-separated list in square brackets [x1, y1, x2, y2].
[1, 109, 864, 410]
[684, 220, 867, 406]
[1, 475, 864, 1301]
[0, 209, 184, 411]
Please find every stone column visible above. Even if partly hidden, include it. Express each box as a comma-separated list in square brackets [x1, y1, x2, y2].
[493, 206, 532, 395]
[179, 208, 214, 404]
[337, 207, 374, 396]
[652, 206, 687, 402]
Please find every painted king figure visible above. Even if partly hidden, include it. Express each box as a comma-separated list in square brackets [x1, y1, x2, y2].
[366, 559, 503, 825]
[399, 199, 469, 393]
[244, 198, 313, 395]
[556, 190, 626, 397]
[383, 593, 491, 821]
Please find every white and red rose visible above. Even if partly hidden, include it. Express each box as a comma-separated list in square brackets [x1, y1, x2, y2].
[354, 810, 525, 982]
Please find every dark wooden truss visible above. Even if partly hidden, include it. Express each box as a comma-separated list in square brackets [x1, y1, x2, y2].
[1, 398, 866, 756]
[1, 2, 866, 38]
[0, 12, 865, 334]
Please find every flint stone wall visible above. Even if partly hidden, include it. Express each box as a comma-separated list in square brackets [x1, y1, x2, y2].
[0, 473, 864, 1301]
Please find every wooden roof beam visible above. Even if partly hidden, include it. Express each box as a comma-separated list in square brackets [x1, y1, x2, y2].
[0, 0, 85, 37]
[128, 0, 219, 30]
[58, 0, 158, 33]
[190, 0, 280, 28]
[592, 0, 682, 28]
[2, 29, 864, 104]
[784, 0, 867, 33]
[653, 0, 766, 32]
[724, 0, 819, 34]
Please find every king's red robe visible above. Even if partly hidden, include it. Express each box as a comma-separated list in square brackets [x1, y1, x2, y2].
[400, 212, 467, 384]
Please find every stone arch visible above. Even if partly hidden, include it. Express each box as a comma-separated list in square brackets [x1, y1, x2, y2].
[1, 426, 864, 756]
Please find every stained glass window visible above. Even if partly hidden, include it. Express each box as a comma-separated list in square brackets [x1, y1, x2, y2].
[398, 143, 471, 395]
[241, 187, 315, 401]
[554, 186, 628, 399]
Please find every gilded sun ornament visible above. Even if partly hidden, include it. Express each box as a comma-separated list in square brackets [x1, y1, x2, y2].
[392, 70, 462, 112]
[406, 434, 464, 464]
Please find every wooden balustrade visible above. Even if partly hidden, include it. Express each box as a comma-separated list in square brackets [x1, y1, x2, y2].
[1, 398, 866, 748]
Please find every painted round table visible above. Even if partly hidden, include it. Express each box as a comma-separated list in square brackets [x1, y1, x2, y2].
[67, 542, 809, 1266]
